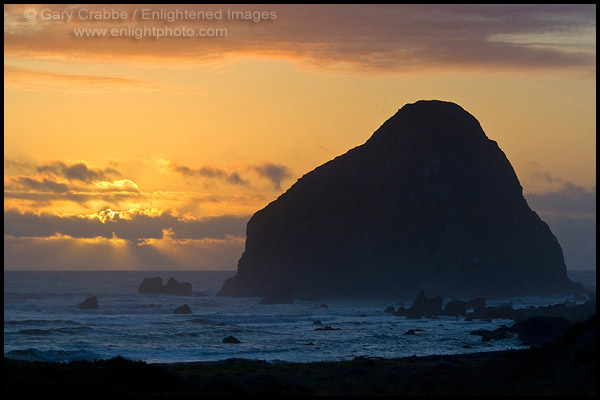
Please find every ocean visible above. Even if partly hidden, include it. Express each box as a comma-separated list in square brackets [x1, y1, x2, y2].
[4, 269, 595, 364]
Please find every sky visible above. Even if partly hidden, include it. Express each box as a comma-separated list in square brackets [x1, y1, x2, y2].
[4, 4, 596, 271]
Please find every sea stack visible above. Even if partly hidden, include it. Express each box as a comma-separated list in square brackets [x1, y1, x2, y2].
[77, 296, 99, 310]
[137, 277, 192, 296]
[218, 100, 584, 299]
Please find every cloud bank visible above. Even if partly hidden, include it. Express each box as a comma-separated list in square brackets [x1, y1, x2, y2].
[4, 209, 249, 243]
[4, 4, 595, 74]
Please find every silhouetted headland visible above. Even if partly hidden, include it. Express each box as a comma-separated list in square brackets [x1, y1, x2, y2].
[218, 100, 585, 301]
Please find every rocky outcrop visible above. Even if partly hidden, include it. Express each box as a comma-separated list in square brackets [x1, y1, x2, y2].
[515, 294, 596, 323]
[390, 290, 595, 324]
[470, 316, 573, 345]
[465, 298, 486, 311]
[393, 291, 444, 318]
[408, 291, 443, 318]
[512, 316, 573, 346]
[222, 336, 241, 344]
[173, 304, 192, 314]
[77, 296, 98, 310]
[442, 299, 467, 316]
[314, 326, 341, 331]
[218, 100, 584, 299]
[138, 277, 192, 296]
[470, 326, 514, 342]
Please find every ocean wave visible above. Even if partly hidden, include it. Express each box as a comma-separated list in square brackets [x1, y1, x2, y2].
[124, 303, 164, 310]
[54, 326, 93, 334]
[213, 314, 314, 325]
[18, 329, 53, 335]
[187, 318, 219, 325]
[5, 319, 80, 326]
[182, 314, 314, 326]
[16, 326, 93, 336]
[4, 348, 107, 362]
[13, 301, 42, 311]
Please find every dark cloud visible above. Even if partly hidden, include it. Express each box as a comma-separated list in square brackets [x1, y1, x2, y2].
[170, 161, 292, 189]
[170, 162, 249, 186]
[9, 176, 70, 193]
[4, 4, 595, 74]
[3, 209, 250, 244]
[226, 172, 247, 186]
[252, 162, 292, 190]
[6, 175, 139, 194]
[169, 214, 248, 240]
[5, 160, 140, 209]
[3, 191, 143, 207]
[37, 161, 121, 183]
[4, 209, 110, 239]
[525, 182, 596, 216]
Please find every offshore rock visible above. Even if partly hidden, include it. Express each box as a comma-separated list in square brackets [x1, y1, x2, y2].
[466, 298, 486, 311]
[173, 304, 192, 314]
[218, 100, 584, 299]
[77, 296, 98, 310]
[222, 336, 241, 344]
[443, 299, 467, 316]
[138, 277, 192, 296]
[407, 291, 443, 318]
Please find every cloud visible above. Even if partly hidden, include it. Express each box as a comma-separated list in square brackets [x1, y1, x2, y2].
[36, 160, 120, 183]
[3, 208, 250, 244]
[4, 158, 35, 173]
[3, 4, 595, 75]
[168, 214, 248, 240]
[169, 162, 250, 186]
[526, 182, 596, 217]
[8, 176, 70, 193]
[252, 162, 292, 189]
[3, 190, 145, 208]
[6, 176, 140, 196]
[169, 160, 293, 189]
[530, 170, 563, 184]
[4, 158, 274, 216]
[4, 159, 144, 209]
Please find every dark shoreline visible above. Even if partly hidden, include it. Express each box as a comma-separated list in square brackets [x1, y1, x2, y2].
[4, 315, 596, 396]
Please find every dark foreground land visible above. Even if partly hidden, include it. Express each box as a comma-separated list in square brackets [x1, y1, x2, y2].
[4, 315, 595, 396]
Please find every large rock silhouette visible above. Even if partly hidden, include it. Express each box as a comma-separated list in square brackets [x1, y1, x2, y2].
[218, 100, 583, 299]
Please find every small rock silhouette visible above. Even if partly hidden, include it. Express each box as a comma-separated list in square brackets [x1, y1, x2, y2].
[223, 336, 241, 344]
[173, 304, 192, 314]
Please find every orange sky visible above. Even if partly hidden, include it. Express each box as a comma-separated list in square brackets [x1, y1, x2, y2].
[4, 4, 596, 270]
